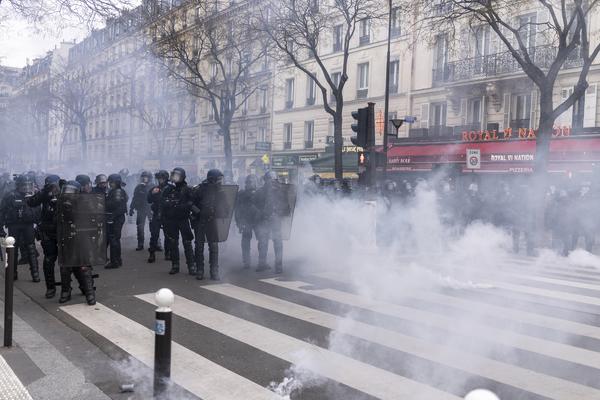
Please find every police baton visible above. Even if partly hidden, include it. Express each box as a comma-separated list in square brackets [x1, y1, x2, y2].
[153, 288, 174, 399]
[3, 236, 16, 347]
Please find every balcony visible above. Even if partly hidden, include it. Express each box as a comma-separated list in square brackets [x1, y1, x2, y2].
[260, 106, 267, 114]
[285, 100, 293, 110]
[333, 42, 342, 53]
[359, 35, 370, 46]
[283, 142, 292, 149]
[432, 45, 583, 84]
[304, 140, 313, 149]
[356, 89, 368, 99]
[510, 119, 530, 131]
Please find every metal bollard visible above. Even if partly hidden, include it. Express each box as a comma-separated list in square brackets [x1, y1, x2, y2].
[3, 237, 16, 348]
[153, 288, 174, 399]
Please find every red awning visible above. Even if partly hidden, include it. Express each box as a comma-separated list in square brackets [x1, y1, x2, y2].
[386, 135, 600, 174]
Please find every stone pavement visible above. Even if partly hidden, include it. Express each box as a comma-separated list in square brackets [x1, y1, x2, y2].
[0, 352, 32, 400]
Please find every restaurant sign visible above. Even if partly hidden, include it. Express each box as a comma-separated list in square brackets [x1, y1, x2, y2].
[461, 126, 571, 142]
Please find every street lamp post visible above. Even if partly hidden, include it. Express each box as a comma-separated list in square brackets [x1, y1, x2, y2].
[382, 0, 393, 178]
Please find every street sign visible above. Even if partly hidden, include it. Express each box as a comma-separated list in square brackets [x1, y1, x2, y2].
[466, 149, 481, 169]
[255, 141, 272, 151]
[404, 116, 417, 124]
[261, 154, 270, 164]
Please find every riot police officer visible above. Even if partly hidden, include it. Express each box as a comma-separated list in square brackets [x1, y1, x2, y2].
[57, 180, 96, 305]
[190, 169, 228, 280]
[256, 171, 291, 274]
[147, 170, 169, 263]
[105, 174, 128, 269]
[75, 174, 92, 193]
[235, 174, 261, 270]
[160, 167, 195, 275]
[0, 175, 40, 282]
[130, 171, 152, 251]
[26, 175, 61, 298]
[92, 174, 108, 195]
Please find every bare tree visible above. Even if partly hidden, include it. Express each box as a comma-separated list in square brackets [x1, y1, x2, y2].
[131, 71, 195, 168]
[144, 0, 271, 175]
[408, 0, 600, 174]
[259, 0, 381, 180]
[48, 66, 100, 160]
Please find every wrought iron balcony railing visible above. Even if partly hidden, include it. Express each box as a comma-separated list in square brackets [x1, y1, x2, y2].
[433, 45, 583, 84]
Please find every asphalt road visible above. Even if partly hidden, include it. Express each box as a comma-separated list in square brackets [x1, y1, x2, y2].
[9, 223, 600, 400]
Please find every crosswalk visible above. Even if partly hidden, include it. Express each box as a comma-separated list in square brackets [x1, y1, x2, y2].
[59, 256, 600, 400]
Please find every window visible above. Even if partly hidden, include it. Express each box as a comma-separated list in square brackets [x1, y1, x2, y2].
[512, 93, 531, 128]
[284, 123, 293, 149]
[388, 112, 398, 136]
[429, 102, 447, 135]
[333, 24, 343, 52]
[306, 76, 316, 105]
[473, 26, 491, 74]
[258, 127, 266, 142]
[518, 14, 537, 50]
[260, 88, 267, 113]
[285, 78, 294, 109]
[330, 71, 341, 103]
[304, 121, 314, 148]
[207, 132, 214, 152]
[211, 62, 218, 79]
[240, 130, 247, 150]
[359, 18, 370, 45]
[391, 7, 401, 37]
[433, 34, 448, 81]
[467, 98, 482, 126]
[357, 63, 369, 98]
[389, 60, 399, 93]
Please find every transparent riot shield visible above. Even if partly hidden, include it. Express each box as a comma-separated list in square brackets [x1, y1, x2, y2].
[205, 184, 239, 243]
[278, 183, 297, 240]
[57, 193, 106, 267]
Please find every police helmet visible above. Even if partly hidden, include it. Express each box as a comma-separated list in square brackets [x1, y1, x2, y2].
[170, 167, 186, 184]
[45, 174, 60, 185]
[62, 180, 81, 194]
[155, 170, 169, 180]
[95, 174, 108, 185]
[140, 170, 152, 183]
[108, 173, 122, 184]
[245, 174, 258, 190]
[14, 175, 32, 193]
[206, 169, 224, 184]
[75, 174, 92, 187]
[119, 168, 129, 177]
[263, 170, 278, 182]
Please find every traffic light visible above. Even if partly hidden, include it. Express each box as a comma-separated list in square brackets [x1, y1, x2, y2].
[351, 102, 375, 148]
[351, 107, 369, 147]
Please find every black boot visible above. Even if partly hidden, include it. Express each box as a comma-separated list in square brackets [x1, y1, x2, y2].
[136, 244, 143, 251]
[183, 241, 195, 275]
[28, 245, 40, 282]
[43, 261, 56, 299]
[169, 263, 180, 275]
[58, 268, 71, 304]
[210, 266, 220, 281]
[147, 251, 156, 263]
[82, 268, 96, 306]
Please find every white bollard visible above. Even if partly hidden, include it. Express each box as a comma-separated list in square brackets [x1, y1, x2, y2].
[464, 389, 500, 400]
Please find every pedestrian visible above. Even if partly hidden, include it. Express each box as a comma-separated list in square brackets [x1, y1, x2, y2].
[130, 171, 153, 251]
[105, 174, 128, 269]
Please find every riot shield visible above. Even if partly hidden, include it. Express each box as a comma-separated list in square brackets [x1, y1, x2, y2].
[205, 184, 238, 243]
[278, 183, 297, 240]
[57, 193, 106, 267]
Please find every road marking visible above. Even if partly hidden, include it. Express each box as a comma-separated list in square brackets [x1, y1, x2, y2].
[60, 303, 280, 400]
[263, 278, 600, 370]
[136, 293, 461, 400]
[204, 283, 600, 400]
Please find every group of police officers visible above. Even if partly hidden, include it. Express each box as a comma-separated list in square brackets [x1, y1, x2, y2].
[0, 168, 295, 307]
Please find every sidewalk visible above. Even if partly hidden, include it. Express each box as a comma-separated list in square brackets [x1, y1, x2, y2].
[0, 352, 32, 400]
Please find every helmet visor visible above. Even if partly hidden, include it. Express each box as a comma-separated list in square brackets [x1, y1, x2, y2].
[171, 171, 184, 184]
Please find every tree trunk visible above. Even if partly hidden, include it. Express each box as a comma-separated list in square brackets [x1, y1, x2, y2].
[532, 90, 555, 251]
[79, 122, 88, 160]
[333, 103, 344, 181]
[222, 122, 233, 177]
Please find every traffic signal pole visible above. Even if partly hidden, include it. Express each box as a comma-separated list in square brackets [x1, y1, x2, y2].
[382, 0, 393, 179]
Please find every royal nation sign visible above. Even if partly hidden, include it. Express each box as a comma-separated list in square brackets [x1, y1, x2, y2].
[461, 126, 572, 142]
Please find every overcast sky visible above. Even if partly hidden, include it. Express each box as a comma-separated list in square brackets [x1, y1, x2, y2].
[0, 18, 88, 68]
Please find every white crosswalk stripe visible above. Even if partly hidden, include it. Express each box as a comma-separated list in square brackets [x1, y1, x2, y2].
[57, 255, 600, 400]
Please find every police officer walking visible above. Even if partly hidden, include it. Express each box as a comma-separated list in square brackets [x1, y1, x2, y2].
[235, 174, 261, 270]
[0, 175, 41, 282]
[57, 180, 97, 305]
[147, 170, 169, 263]
[190, 169, 227, 280]
[160, 168, 195, 275]
[26, 175, 61, 298]
[130, 171, 152, 251]
[105, 174, 128, 269]
[256, 172, 291, 274]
